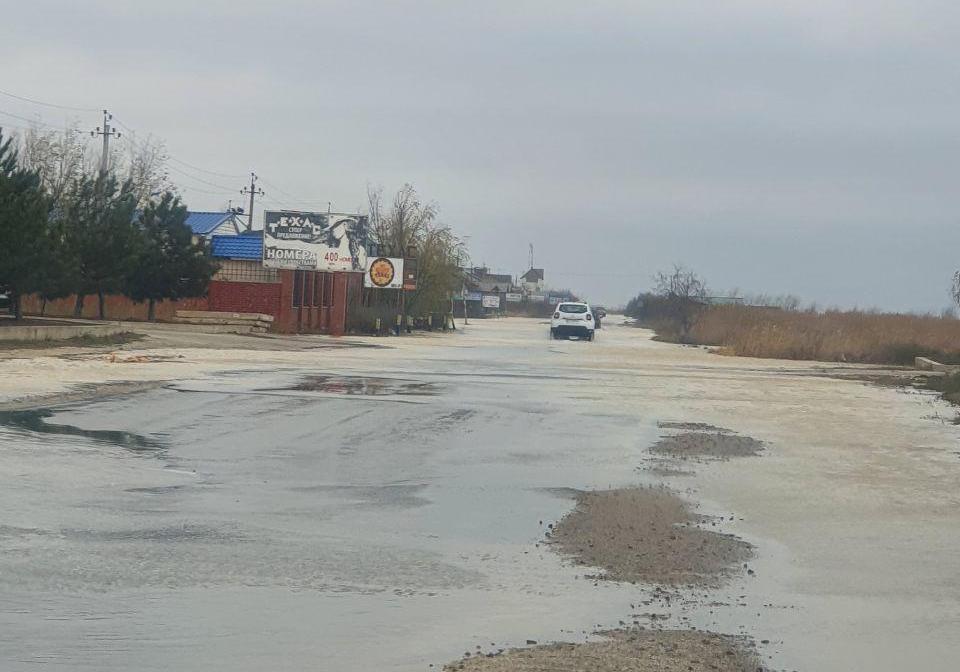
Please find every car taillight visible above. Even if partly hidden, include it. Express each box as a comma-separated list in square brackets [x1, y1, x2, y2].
[553, 312, 560, 318]
[586, 314, 592, 320]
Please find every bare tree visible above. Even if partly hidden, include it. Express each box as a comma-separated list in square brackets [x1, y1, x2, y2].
[17, 123, 89, 210]
[363, 183, 465, 320]
[125, 134, 174, 207]
[652, 264, 709, 342]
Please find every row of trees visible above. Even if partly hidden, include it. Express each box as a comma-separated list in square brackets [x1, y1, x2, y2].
[0, 128, 216, 321]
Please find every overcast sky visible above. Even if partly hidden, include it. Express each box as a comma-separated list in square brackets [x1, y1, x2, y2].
[3, 1, 959, 310]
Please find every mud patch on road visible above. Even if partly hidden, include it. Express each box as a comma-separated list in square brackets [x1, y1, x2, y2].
[273, 374, 439, 397]
[548, 487, 752, 586]
[651, 431, 763, 460]
[444, 629, 762, 672]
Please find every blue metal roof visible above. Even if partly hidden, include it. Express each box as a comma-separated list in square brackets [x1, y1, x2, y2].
[211, 234, 262, 260]
[187, 211, 236, 235]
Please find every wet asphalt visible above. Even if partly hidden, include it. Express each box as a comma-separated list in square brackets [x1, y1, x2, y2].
[3, 317, 959, 671]
[0, 324, 668, 670]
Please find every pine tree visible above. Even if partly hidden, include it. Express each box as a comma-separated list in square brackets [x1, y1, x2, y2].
[0, 130, 49, 320]
[63, 174, 139, 319]
[126, 192, 218, 320]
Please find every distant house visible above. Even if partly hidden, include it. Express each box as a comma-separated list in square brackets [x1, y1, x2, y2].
[187, 211, 246, 241]
[520, 268, 544, 293]
[468, 267, 515, 293]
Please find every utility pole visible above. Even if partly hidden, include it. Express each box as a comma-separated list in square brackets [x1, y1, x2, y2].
[90, 109, 120, 177]
[240, 172, 265, 231]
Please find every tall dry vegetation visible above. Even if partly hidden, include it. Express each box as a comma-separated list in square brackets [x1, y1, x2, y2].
[689, 304, 960, 364]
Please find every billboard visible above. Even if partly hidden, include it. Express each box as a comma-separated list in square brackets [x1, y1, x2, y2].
[549, 295, 562, 305]
[482, 295, 501, 308]
[505, 292, 522, 303]
[263, 211, 369, 272]
[529, 294, 546, 303]
[464, 291, 483, 301]
[364, 257, 404, 289]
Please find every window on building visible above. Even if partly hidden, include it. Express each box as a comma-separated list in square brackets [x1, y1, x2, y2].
[293, 270, 304, 307]
[303, 271, 314, 307]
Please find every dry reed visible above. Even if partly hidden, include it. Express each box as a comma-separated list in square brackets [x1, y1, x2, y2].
[686, 305, 960, 364]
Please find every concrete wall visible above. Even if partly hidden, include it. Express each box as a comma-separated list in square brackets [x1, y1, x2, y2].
[0, 323, 127, 342]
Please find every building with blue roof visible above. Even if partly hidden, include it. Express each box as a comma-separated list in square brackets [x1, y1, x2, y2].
[211, 233, 262, 260]
[187, 211, 246, 240]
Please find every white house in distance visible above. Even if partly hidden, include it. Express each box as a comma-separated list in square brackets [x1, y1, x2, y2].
[186, 211, 247, 243]
[520, 268, 544, 294]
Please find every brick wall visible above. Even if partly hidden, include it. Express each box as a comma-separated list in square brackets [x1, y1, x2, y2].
[20, 293, 208, 321]
[207, 280, 282, 315]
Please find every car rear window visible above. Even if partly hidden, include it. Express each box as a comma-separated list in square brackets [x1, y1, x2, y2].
[559, 304, 588, 313]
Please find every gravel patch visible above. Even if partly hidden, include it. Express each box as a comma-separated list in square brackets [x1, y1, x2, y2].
[443, 629, 762, 671]
[547, 487, 752, 586]
[651, 431, 764, 459]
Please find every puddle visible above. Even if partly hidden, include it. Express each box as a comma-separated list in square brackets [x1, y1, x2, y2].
[63, 523, 245, 544]
[0, 409, 165, 452]
[272, 374, 440, 396]
[125, 485, 188, 495]
[291, 484, 431, 508]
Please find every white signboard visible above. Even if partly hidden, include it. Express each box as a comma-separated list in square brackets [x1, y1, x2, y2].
[364, 257, 404, 289]
[263, 210, 369, 272]
[529, 294, 546, 303]
[549, 296, 562, 305]
[482, 295, 501, 308]
[505, 292, 522, 303]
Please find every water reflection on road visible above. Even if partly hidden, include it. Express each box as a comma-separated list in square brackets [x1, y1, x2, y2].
[0, 353, 665, 671]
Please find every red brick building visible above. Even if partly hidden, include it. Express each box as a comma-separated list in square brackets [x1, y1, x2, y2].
[23, 221, 357, 336]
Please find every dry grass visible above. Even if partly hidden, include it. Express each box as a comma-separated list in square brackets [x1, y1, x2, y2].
[685, 305, 960, 364]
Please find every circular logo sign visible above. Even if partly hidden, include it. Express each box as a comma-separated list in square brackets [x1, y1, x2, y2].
[368, 257, 396, 288]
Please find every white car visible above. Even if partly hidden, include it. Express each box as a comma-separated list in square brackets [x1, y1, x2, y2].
[550, 302, 596, 341]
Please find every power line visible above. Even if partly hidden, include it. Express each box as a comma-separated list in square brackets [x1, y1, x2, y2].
[112, 116, 246, 179]
[167, 155, 246, 179]
[112, 117, 238, 192]
[258, 176, 307, 202]
[0, 88, 99, 113]
[0, 107, 59, 129]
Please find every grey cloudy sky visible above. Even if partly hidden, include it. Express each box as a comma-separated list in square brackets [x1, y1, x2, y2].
[3, 0, 959, 310]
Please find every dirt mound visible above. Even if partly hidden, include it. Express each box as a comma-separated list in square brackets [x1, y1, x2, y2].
[657, 421, 730, 432]
[548, 487, 752, 586]
[444, 629, 761, 671]
[652, 431, 763, 459]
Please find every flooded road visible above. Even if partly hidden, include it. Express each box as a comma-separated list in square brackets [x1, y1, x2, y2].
[2, 317, 959, 670]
